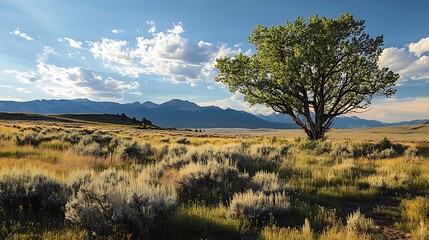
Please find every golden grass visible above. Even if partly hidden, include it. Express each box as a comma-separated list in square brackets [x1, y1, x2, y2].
[1, 120, 429, 239]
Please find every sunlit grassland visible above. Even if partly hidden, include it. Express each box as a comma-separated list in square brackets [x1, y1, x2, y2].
[0, 119, 428, 239]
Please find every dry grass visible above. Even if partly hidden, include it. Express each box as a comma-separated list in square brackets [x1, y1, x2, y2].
[1, 120, 429, 239]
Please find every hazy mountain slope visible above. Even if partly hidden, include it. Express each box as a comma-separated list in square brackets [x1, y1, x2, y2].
[0, 99, 295, 129]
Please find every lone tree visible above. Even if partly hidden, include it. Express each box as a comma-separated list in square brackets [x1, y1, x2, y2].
[215, 14, 399, 140]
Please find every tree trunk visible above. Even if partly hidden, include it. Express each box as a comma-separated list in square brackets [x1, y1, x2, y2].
[304, 124, 325, 141]
[289, 116, 326, 141]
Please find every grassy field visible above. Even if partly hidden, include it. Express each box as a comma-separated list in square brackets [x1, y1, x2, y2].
[0, 118, 428, 239]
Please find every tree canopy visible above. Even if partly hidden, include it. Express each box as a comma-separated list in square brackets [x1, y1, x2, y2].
[215, 14, 399, 140]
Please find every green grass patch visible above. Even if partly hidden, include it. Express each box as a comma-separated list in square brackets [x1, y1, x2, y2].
[0, 149, 41, 159]
[166, 204, 252, 240]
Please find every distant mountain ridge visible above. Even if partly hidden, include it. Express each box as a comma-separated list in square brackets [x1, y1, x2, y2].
[0, 99, 295, 129]
[0, 99, 426, 129]
[256, 113, 429, 129]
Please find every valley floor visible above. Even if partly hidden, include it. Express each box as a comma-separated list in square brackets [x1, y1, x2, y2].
[0, 120, 428, 239]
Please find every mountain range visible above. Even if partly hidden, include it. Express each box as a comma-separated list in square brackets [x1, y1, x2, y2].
[257, 113, 429, 129]
[0, 99, 426, 129]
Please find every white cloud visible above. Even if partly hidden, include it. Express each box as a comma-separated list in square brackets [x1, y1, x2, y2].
[9, 27, 33, 41]
[409, 36, 429, 57]
[90, 38, 132, 66]
[37, 46, 56, 63]
[112, 29, 124, 34]
[146, 20, 156, 33]
[15, 87, 31, 93]
[379, 36, 429, 81]
[129, 91, 143, 96]
[88, 23, 242, 83]
[6, 47, 139, 101]
[350, 97, 429, 122]
[4, 69, 38, 83]
[58, 37, 83, 49]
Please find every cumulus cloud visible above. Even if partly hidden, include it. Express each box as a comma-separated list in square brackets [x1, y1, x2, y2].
[58, 37, 83, 49]
[379, 36, 429, 81]
[409, 36, 429, 57]
[6, 47, 138, 100]
[88, 23, 242, 83]
[9, 27, 33, 41]
[90, 38, 132, 65]
[112, 29, 124, 34]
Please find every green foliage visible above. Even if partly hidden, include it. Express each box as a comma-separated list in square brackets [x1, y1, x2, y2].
[216, 14, 399, 140]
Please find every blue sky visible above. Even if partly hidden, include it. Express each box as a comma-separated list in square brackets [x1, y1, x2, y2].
[1, 0, 429, 122]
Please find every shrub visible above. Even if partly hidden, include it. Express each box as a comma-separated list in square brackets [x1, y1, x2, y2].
[376, 137, 407, 155]
[298, 139, 331, 155]
[254, 144, 278, 158]
[368, 171, 410, 189]
[40, 140, 71, 151]
[169, 145, 188, 157]
[65, 169, 177, 237]
[14, 132, 47, 147]
[249, 171, 288, 194]
[228, 189, 290, 221]
[158, 144, 169, 159]
[346, 209, 376, 234]
[401, 196, 429, 228]
[0, 133, 12, 141]
[62, 132, 82, 145]
[330, 141, 355, 158]
[405, 146, 419, 161]
[119, 141, 153, 164]
[262, 219, 313, 240]
[0, 170, 69, 219]
[413, 221, 429, 240]
[367, 148, 399, 159]
[74, 142, 110, 158]
[176, 138, 191, 145]
[176, 160, 249, 205]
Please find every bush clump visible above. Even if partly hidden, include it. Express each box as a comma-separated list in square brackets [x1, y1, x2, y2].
[249, 171, 289, 194]
[176, 160, 249, 205]
[346, 209, 376, 234]
[228, 189, 290, 221]
[0, 170, 69, 220]
[119, 141, 153, 164]
[65, 169, 177, 237]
